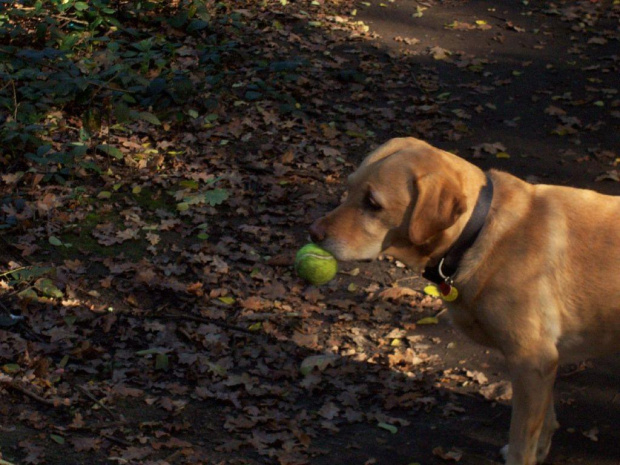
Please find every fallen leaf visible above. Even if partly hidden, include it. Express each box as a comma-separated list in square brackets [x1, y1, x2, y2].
[544, 105, 566, 116]
[377, 422, 398, 434]
[466, 370, 488, 385]
[423, 285, 440, 297]
[34, 278, 63, 299]
[595, 170, 620, 182]
[379, 286, 419, 301]
[471, 142, 507, 158]
[479, 381, 513, 401]
[429, 46, 451, 60]
[50, 434, 65, 445]
[433, 446, 463, 461]
[300, 354, 337, 376]
[583, 426, 599, 442]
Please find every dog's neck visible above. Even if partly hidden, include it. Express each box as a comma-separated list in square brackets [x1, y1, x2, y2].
[423, 173, 494, 285]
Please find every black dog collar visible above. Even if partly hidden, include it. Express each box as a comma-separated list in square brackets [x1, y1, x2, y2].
[422, 173, 494, 285]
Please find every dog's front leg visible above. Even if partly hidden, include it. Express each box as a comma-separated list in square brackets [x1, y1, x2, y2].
[536, 397, 559, 462]
[503, 346, 558, 465]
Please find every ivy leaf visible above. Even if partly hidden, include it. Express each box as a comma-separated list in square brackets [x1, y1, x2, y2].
[34, 278, 63, 299]
[136, 348, 161, 356]
[155, 353, 169, 371]
[139, 111, 161, 125]
[204, 188, 229, 206]
[187, 19, 209, 33]
[97, 144, 124, 159]
[245, 91, 262, 101]
[50, 434, 65, 445]
[2, 364, 20, 373]
[37, 144, 52, 157]
[179, 180, 200, 190]
[114, 102, 132, 123]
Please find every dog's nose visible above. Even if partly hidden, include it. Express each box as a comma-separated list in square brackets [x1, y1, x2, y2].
[309, 219, 326, 243]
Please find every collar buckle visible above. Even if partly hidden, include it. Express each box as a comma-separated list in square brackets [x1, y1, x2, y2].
[437, 258, 453, 285]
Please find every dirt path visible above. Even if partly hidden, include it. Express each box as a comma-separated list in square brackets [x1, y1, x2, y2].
[357, 0, 619, 191]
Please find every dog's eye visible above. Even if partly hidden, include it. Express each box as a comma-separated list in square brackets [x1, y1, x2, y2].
[364, 191, 382, 211]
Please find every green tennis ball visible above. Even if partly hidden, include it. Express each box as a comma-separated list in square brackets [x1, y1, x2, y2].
[295, 243, 338, 286]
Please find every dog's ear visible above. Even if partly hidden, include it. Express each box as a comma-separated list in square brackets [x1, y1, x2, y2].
[359, 138, 421, 168]
[349, 138, 428, 185]
[409, 174, 467, 245]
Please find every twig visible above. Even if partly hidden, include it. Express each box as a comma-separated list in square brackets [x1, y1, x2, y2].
[0, 79, 11, 95]
[435, 307, 448, 318]
[0, 266, 27, 278]
[52, 14, 89, 25]
[557, 362, 587, 378]
[0, 379, 58, 406]
[393, 275, 424, 285]
[70, 420, 127, 431]
[164, 450, 182, 463]
[100, 433, 131, 447]
[75, 385, 118, 420]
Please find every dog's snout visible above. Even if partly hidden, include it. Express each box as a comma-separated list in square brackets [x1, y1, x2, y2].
[309, 218, 326, 243]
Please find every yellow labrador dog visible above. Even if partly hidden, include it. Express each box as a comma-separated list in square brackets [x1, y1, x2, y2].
[309, 137, 620, 465]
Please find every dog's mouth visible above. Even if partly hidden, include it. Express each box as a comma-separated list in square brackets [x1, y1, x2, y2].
[319, 239, 382, 263]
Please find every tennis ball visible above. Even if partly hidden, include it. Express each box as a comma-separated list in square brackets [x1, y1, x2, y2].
[295, 243, 338, 286]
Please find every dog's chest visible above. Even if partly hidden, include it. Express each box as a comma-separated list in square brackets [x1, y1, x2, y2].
[445, 303, 497, 349]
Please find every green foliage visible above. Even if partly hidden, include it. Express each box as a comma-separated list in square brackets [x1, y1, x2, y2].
[2, 266, 53, 285]
[0, 0, 233, 180]
[176, 177, 229, 211]
[204, 188, 229, 206]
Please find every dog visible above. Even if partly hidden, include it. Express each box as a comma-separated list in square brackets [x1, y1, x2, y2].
[309, 137, 620, 465]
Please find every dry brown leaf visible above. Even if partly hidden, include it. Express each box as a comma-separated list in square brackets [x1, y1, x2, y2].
[433, 446, 463, 461]
[378, 286, 420, 301]
[479, 381, 513, 401]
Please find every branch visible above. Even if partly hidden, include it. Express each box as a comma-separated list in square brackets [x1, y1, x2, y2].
[75, 385, 118, 420]
[0, 378, 61, 407]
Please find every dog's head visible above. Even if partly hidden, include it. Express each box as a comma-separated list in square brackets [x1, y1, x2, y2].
[309, 137, 479, 271]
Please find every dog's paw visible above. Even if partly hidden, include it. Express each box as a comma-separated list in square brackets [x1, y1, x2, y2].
[536, 419, 558, 462]
[536, 442, 551, 464]
[500, 444, 509, 461]
[536, 426, 557, 462]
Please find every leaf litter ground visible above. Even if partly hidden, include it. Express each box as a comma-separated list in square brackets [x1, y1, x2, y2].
[1, 1, 620, 464]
